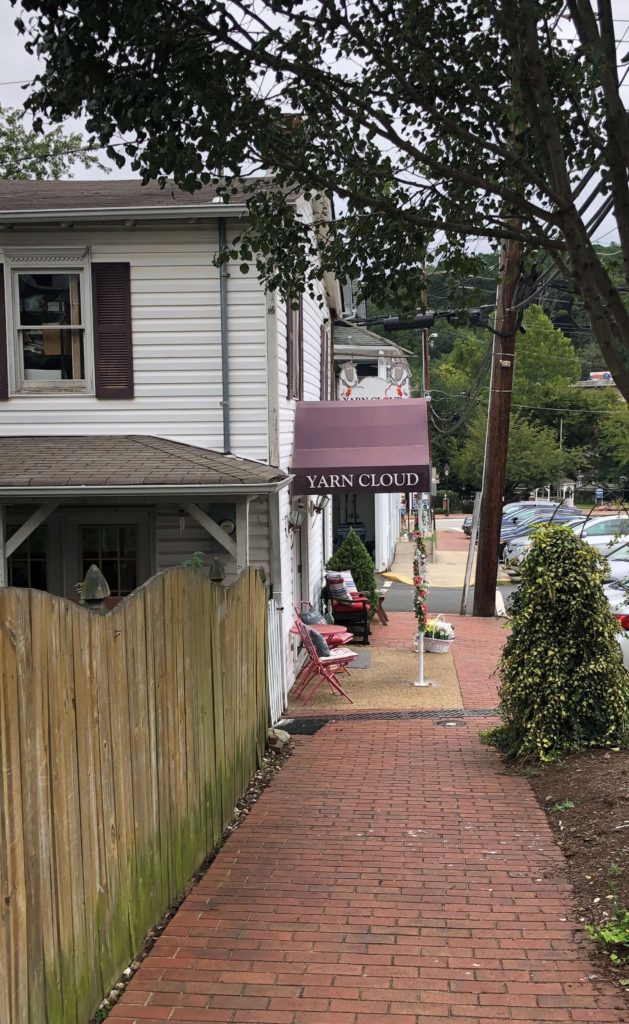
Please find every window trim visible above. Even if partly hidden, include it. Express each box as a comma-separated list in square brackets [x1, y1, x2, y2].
[2, 247, 95, 395]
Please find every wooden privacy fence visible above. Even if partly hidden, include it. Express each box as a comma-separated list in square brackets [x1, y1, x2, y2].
[0, 566, 269, 1024]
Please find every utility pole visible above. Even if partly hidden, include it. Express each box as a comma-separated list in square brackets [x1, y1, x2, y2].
[473, 235, 521, 616]
[421, 326, 431, 398]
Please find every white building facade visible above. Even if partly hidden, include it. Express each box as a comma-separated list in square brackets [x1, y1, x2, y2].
[0, 179, 338, 687]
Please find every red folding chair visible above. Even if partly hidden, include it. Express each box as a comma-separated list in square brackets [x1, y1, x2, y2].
[292, 615, 356, 704]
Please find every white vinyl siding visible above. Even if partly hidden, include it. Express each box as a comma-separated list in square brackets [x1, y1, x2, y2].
[156, 498, 270, 583]
[0, 224, 269, 461]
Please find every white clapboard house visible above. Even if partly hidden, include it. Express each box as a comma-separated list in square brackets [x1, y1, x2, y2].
[0, 179, 433, 699]
[0, 179, 342, 686]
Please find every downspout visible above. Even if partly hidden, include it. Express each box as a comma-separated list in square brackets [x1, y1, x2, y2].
[218, 217, 231, 453]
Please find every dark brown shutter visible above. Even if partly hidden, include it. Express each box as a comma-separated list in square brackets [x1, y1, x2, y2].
[92, 262, 134, 399]
[286, 297, 293, 399]
[298, 294, 304, 400]
[0, 265, 8, 400]
[319, 323, 327, 400]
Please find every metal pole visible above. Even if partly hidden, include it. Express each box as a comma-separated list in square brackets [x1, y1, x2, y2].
[414, 630, 428, 687]
[460, 491, 482, 615]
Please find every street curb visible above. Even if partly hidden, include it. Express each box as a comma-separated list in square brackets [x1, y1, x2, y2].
[495, 589, 507, 618]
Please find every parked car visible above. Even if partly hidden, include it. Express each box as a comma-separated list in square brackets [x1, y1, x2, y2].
[571, 514, 629, 553]
[605, 540, 629, 584]
[463, 501, 584, 537]
[499, 508, 585, 557]
[604, 580, 629, 670]
[502, 517, 586, 568]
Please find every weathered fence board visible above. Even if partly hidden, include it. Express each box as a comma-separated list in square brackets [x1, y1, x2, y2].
[0, 567, 269, 1024]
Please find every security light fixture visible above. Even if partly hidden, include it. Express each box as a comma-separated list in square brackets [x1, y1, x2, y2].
[287, 502, 307, 531]
[310, 494, 330, 515]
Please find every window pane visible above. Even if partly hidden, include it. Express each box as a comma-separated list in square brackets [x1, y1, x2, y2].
[21, 328, 85, 381]
[100, 560, 118, 591]
[101, 527, 119, 558]
[18, 272, 82, 326]
[28, 526, 47, 555]
[29, 561, 47, 591]
[120, 527, 137, 556]
[81, 527, 100, 559]
[80, 524, 139, 597]
[120, 560, 137, 594]
[8, 561, 29, 587]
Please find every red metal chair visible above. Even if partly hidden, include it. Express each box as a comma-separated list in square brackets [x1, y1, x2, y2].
[292, 615, 356, 704]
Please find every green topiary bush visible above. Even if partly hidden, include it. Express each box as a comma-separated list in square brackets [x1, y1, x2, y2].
[327, 528, 378, 610]
[484, 523, 629, 762]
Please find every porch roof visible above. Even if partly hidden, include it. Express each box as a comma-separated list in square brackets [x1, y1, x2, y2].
[0, 436, 289, 499]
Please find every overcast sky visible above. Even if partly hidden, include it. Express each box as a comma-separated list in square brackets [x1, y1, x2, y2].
[0, 0, 624, 245]
[0, 0, 126, 178]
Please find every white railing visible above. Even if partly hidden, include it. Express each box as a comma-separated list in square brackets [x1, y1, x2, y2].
[267, 598, 287, 723]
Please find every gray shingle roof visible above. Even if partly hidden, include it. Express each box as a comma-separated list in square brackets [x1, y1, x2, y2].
[0, 436, 288, 494]
[334, 322, 413, 357]
[0, 178, 280, 216]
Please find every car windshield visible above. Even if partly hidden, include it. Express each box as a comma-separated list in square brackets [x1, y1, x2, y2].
[505, 509, 539, 524]
[608, 542, 629, 562]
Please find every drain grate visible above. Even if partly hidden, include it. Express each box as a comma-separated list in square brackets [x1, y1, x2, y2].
[279, 708, 500, 735]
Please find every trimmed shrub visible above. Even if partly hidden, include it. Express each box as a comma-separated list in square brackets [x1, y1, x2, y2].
[484, 524, 629, 761]
[327, 528, 378, 610]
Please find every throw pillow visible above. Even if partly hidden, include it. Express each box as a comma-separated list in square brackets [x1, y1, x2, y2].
[300, 610, 327, 625]
[326, 572, 353, 603]
[340, 570, 358, 595]
[308, 628, 331, 658]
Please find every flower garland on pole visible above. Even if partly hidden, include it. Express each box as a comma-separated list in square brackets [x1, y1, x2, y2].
[412, 530, 430, 686]
[413, 534, 428, 631]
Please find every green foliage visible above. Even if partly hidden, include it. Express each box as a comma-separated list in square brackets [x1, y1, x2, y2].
[484, 525, 629, 762]
[514, 306, 581, 407]
[549, 799, 574, 812]
[13, 1, 629, 399]
[0, 104, 107, 179]
[453, 411, 568, 497]
[587, 864, 629, 964]
[327, 527, 378, 611]
[181, 551, 205, 570]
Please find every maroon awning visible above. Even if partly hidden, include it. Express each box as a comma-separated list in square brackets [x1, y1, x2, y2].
[291, 399, 431, 495]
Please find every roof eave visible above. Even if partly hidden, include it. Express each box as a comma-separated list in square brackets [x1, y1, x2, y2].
[0, 479, 291, 500]
[0, 204, 250, 225]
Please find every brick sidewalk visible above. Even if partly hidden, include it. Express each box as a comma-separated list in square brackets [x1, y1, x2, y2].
[107, 566, 627, 1023]
[111, 719, 626, 1023]
[370, 613, 504, 710]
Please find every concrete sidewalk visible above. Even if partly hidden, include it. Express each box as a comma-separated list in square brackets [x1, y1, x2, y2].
[108, 614, 627, 1024]
[384, 535, 510, 589]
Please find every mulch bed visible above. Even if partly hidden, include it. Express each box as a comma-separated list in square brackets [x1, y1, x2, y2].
[529, 748, 629, 991]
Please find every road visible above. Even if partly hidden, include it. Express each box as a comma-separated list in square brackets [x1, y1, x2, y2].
[382, 580, 517, 615]
[383, 517, 517, 615]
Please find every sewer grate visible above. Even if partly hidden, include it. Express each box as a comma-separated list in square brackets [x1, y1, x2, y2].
[278, 708, 500, 735]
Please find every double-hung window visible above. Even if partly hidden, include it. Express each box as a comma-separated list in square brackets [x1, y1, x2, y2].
[1, 249, 134, 400]
[5, 248, 92, 393]
[17, 269, 87, 385]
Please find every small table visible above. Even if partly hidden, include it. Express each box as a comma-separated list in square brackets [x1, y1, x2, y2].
[290, 622, 349, 639]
